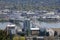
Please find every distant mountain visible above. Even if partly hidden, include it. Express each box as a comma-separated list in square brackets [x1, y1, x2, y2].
[0, 0, 60, 10]
[0, 0, 60, 6]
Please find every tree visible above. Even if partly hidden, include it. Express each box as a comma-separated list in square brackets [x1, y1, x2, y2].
[0, 30, 10, 40]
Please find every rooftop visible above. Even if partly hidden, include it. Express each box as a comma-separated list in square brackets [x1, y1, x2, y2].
[7, 24, 16, 27]
[30, 28, 40, 30]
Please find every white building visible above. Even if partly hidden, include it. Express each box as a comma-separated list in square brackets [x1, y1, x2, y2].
[6, 24, 17, 34]
[6, 24, 22, 34]
[30, 28, 40, 36]
[2, 9, 10, 13]
[46, 11, 55, 15]
[27, 11, 35, 14]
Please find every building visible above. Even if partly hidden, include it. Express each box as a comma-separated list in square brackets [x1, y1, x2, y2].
[23, 19, 30, 36]
[30, 28, 40, 36]
[30, 27, 54, 36]
[6, 24, 17, 34]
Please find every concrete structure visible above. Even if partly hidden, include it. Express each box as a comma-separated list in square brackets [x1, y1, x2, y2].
[23, 19, 30, 31]
[46, 11, 55, 15]
[23, 19, 30, 36]
[6, 24, 17, 34]
[30, 28, 40, 36]
[6, 24, 22, 35]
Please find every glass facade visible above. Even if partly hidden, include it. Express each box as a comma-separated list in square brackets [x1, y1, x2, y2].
[23, 20, 30, 36]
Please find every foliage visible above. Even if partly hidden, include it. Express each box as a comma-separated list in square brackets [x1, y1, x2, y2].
[13, 36, 20, 40]
[0, 30, 10, 40]
[13, 35, 25, 40]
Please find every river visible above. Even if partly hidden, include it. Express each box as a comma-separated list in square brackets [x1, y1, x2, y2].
[0, 22, 60, 30]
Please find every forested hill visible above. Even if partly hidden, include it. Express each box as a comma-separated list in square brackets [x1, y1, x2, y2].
[0, 0, 60, 6]
[0, 0, 60, 10]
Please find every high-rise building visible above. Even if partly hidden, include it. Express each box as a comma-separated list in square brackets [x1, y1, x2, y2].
[23, 19, 30, 36]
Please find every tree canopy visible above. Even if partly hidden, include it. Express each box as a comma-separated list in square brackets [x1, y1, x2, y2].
[0, 30, 10, 40]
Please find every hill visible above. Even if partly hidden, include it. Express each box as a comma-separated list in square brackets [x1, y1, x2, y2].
[0, 0, 60, 10]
